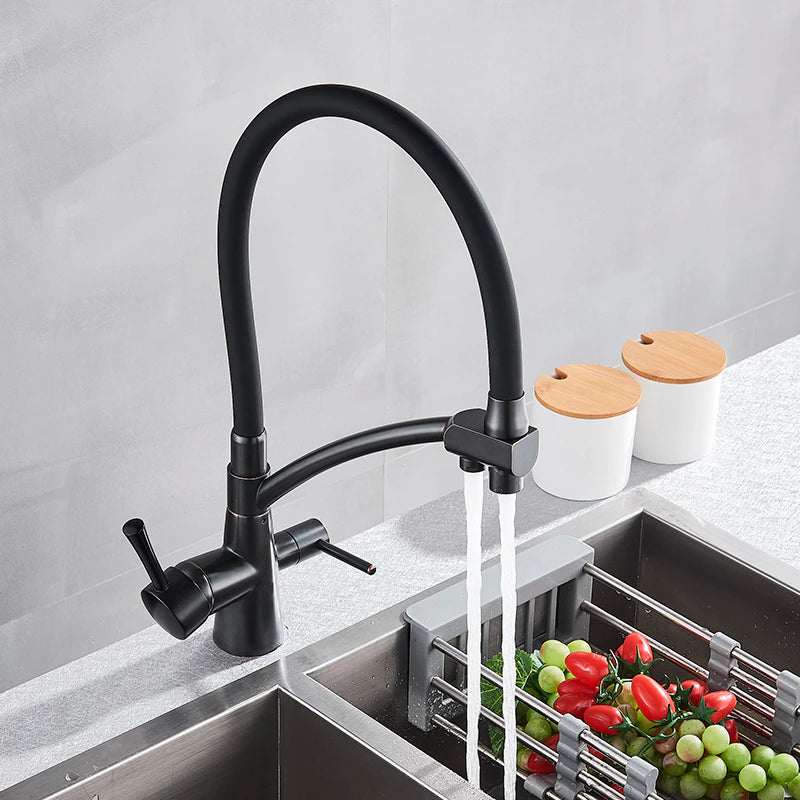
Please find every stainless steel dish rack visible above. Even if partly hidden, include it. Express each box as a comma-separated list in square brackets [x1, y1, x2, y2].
[404, 535, 800, 800]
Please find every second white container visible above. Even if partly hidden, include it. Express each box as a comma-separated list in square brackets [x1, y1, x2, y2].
[622, 330, 727, 464]
[532, 364, 642, 501]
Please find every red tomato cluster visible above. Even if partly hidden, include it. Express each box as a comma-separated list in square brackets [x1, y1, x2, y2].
[527, 631, 739, 754]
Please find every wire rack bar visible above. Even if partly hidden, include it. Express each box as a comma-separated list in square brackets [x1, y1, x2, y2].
[580, 600, 776, 727]
[583, 564, 781, 684]
[432, 714, 606, 800]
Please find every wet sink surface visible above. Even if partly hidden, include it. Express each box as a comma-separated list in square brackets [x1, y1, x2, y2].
[5, 489, 800, 800]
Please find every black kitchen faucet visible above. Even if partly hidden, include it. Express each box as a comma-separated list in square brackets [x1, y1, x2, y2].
[123, 85, 538, 657]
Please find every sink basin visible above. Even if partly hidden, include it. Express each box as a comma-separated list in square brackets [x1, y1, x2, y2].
[310, 488, 800, 792]
[2, 666, 452, 800]
[4, 489, 799, 799]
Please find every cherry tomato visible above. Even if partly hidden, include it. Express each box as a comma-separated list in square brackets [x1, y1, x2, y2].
[553, 693, 594, 720]
[558, 678, 596, 697]
[631, 674, 676, 721]
[617, 632, 654, 665]
[527, 733, 559, 774]
[681, 679, 708, 706]
[724, 719, 739, 743]
[564, 652, 609, 689]
[704, 690, 737, 723]
[584, 704, 624, 735]
[667, 683, 678, 694]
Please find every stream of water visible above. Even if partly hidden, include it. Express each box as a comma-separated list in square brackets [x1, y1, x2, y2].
[463, 470, 484, 787]
[498, 492, 518, 800]
[463, 473, 518, 800]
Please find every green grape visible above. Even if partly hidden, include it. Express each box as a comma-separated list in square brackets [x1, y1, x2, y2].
[699, 755, 728, 785]
[787, 773, 800, 800]
[618, 680, 635, 706]
[540, 640, 570, 670]
[524, 716, 553, 742]
[720, 777, 749, 800]
[739, 764, 768, 793]
[627, 736, 649, 758]
[547, 692, 559, 707]
[663, 751, 688, 776]
[645, 750, 663, 770]
[679, 719, 707, 739]
[637, 709, 660, 734]
[655, 731, 678, 754]
[680, 769, 709, 800]
[676, 735, 706, 763]
[526, 707, 547, 724]
[517, 747, 532, 771]
[624, 729, 639, 743]
[611, 735, 627, 752]
[751, 746, 776, 772]
[567, 639, 592, 653]
[768, 752, 799, 786]
[702, 725, 730, 756]
[659, 772, 681, 796]
[720, 743, 750, 773]
[538, 665, 565, 694]
[757, 780, 785, 800]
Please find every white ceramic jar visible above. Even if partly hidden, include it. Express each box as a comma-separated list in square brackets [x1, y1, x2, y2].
[532, 364, 641, 501]
[622, 330, 727, 464]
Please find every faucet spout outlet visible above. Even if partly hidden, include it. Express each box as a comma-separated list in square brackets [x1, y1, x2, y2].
[443, 406, 539, 492]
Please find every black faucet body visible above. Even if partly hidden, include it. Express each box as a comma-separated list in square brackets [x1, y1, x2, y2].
[124, 85, 537, 657]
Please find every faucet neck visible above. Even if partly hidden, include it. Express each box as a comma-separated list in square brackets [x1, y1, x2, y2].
[218, 84, 525, 440]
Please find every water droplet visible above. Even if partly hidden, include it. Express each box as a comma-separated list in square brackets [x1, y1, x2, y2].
[65, 771, 80, 782]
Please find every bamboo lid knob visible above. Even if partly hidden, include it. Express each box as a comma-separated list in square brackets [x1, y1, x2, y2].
[534, 364, 642, 420]
[622, 330, 727, 384]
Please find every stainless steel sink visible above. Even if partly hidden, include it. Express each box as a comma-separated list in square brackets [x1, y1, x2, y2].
[5, 489, 800, 800]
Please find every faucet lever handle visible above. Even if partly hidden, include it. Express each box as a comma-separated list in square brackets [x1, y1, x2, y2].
[275, 518, 376, 575]
[315, 540, 376, 575]
[122, 518, 169, 591]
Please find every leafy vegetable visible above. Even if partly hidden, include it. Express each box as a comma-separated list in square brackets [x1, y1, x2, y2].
[480, 648, 542, 755]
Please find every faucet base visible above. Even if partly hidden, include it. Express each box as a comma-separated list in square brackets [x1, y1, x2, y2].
[212, 509, 284, 657]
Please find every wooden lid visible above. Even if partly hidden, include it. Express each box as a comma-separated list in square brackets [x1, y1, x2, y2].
[622, 330, 727, 384]
[534, 364, 641, 419]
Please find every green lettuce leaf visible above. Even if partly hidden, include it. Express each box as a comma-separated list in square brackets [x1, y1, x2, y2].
[480, 648, 543, 756]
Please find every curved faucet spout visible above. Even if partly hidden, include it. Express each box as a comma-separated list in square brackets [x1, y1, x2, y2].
[218, 84, 524, 440]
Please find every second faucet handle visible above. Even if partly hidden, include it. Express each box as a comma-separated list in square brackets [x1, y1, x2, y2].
[123, 518, 169, 591]
[275, 518, 376, 575]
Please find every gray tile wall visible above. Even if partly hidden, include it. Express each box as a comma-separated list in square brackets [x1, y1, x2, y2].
[1, 0, 798, 689]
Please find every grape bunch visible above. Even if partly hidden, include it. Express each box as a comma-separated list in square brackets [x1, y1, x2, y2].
[483, 632, 800, 800]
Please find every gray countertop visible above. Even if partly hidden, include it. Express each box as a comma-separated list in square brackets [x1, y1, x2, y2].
[1, 335, 798, 792]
